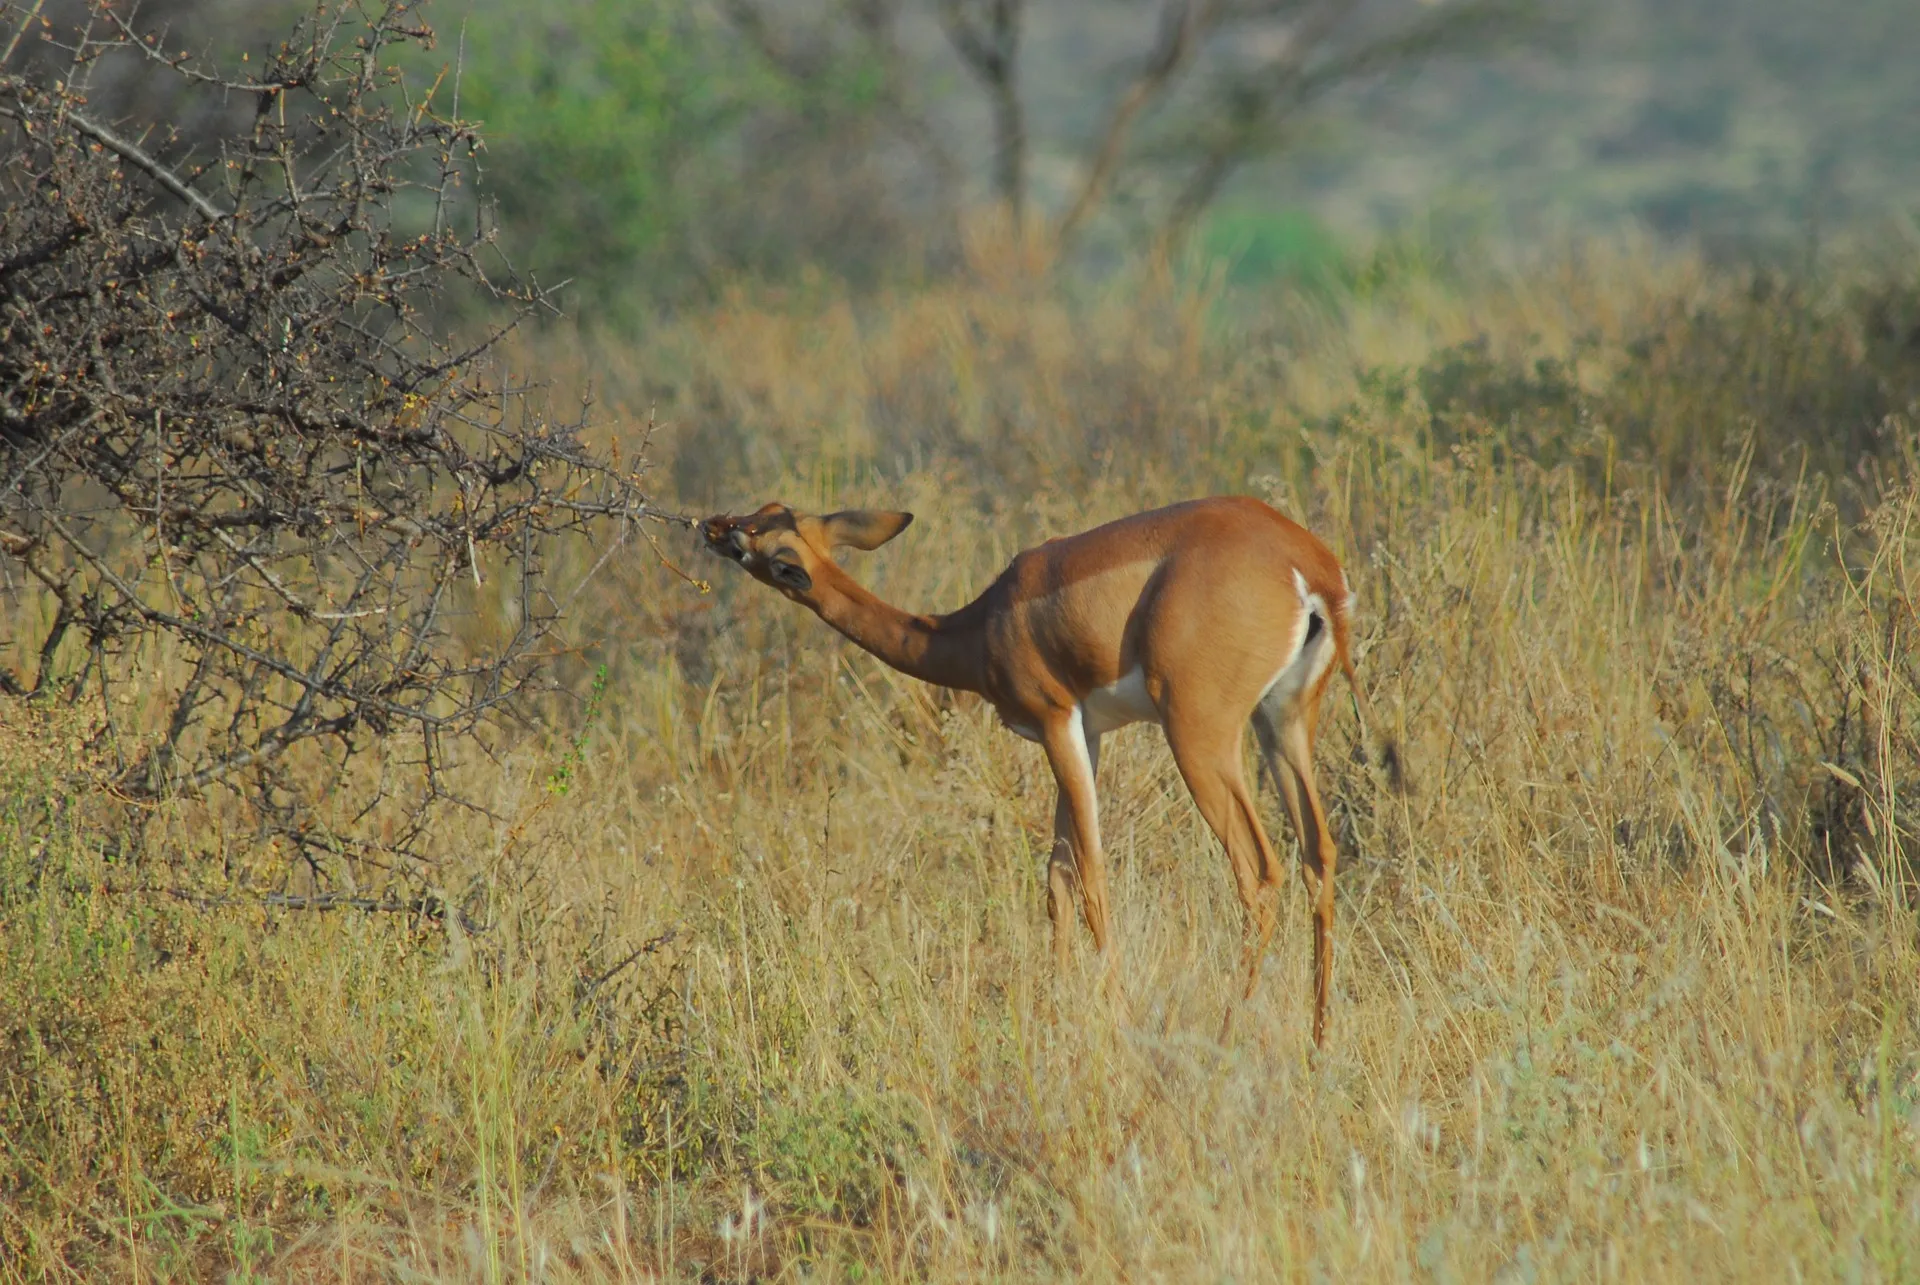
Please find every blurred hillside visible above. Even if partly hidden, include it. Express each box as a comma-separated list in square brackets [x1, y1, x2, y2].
[1266, 0, 1920, 250]
[934, 0, 1920, 255]
[44, 0, 1920, 310]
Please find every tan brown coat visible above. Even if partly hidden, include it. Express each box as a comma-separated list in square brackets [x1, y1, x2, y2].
[702, 496, 1386, 1043]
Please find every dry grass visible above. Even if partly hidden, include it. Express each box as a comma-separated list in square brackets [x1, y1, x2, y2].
[3, 238, 1919, 1281]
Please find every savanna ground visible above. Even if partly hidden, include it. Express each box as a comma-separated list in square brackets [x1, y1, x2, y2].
[4, 233, 1920, 1280]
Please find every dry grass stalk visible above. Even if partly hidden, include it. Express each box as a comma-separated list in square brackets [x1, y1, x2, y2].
[4, 239, 1919, 1278]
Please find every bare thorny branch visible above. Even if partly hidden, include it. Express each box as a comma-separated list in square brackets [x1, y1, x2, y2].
[1, 0, 677, 892]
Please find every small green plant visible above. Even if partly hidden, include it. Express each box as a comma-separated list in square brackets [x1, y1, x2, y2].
[223, 1088, 274, 1282]
[1201, 207, 1348, 291]
[547, 664, 610, 797]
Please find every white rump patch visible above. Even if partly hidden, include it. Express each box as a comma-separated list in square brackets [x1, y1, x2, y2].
[1261, 568, 1335, 713]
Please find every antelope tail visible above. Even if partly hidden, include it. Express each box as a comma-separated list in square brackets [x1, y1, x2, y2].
[1341, 649, 1406, 794]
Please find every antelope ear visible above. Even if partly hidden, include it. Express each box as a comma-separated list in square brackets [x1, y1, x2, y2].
[820, 509, 914, 551]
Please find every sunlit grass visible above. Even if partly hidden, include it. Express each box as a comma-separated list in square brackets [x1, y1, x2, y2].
[3, 238, 1918, 1280]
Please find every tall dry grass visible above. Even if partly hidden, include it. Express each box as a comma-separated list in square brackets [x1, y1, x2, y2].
[3, 237, 1918, 1281]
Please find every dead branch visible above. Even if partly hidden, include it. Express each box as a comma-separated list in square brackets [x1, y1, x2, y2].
[104, 882, 489, 933]
[0, 0, 667, 891]
[0, 95, 227, 222]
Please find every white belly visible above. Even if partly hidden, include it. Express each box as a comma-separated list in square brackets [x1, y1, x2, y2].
[994, 667, 1158, 742]
[1003, 718, 1042, 743]
[1083, 666, 1159, 735]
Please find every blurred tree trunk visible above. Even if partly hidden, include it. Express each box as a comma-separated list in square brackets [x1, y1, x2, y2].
[722, 0, 1534, 263]
[937, 0, 1027, 222]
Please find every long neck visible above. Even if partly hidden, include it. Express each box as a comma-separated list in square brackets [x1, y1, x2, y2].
[803, 560, 986, 694]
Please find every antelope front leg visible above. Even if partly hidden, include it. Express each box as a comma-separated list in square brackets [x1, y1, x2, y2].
[1040, 713, 1111, 961]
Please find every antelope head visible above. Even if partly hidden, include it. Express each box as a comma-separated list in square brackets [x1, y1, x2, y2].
[701, 502, 914, 599]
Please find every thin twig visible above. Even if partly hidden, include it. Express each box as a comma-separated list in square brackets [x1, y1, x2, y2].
[0, 0, 47, 68]
[580, 929, 680, 1001]
[0, 96, 227, 223]
[103, 883, 488, 934]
